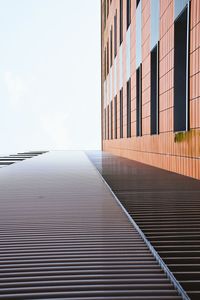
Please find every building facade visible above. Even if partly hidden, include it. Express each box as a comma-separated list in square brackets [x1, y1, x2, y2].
[101, 0, 200, 180]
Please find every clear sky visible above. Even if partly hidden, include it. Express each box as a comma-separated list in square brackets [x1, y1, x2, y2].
[0, 0, 101, 155]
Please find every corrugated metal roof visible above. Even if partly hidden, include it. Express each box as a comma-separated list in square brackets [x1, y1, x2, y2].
[0, 151, 181, 299]
[87, 150, 200, 300]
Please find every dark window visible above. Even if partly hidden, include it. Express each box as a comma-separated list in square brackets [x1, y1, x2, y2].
[110, 101, 113, 139]
[107, 41, 109, 75]
[104, 1, 106, 29]
[107, 105, 110, 139]
[174, 6, 189, 132]
[114, 11, 117, 57]
[136, 0, 140, 8]
[126, 0, 131, 29]
[136, 64, 142, 136]
[120, 0, 123, 45]
[104, 108, 106, 140]
[114, 96, 117, 139]
[151, 43, 159, 135]
[120, 88, 123, 138]
[107, 0, 109, 17]
[104, 48, 106, 80]
[127, 79, 131, 137]
[110, 27, 113, 67]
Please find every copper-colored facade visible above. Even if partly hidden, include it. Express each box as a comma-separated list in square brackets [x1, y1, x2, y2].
[101, 0, 200, 180]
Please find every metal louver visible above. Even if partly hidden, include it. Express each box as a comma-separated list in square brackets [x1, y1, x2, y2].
[87, 150, 200, 300]
[0, 151, 182, 299]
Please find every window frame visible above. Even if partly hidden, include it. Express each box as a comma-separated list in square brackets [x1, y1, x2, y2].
[150, 43, 159, 135]
[174, 4, 190, 132]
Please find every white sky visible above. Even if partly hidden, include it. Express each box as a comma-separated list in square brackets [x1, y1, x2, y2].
[0, 0, 101, 155]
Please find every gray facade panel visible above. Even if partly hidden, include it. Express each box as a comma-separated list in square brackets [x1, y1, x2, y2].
[150, 0, 159, 50]
[136, 1, 142, 68]
[174, 0, 189, 19]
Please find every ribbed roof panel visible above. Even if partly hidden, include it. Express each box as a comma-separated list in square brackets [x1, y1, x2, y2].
[0, 151, 181, 299]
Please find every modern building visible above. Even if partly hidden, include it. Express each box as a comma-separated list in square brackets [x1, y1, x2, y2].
[101, 0, 200, 180]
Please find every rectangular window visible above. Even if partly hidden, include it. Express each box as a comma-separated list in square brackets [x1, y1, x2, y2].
[150, 43, 159, 135]
[114, 96, 117, 139]
[114, 11, 117, 57]
[104, 108, 106, 140]
[126, 0, 131, 29]
[127, 79, 131, 137]
[107, 105, 109, 139]
[104, 1, 106, 29]
[174, 5, 189, 132]
[120, 88, 123, 138]
[120, 0, 123, 45]
[110, 26, 113, 67]
[104, 48, 106, 80]
[110, 101, 113, 139]
[136, 64, 142, 136]
[107, 0, 109, 17]
[107, 41, 109, 75]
